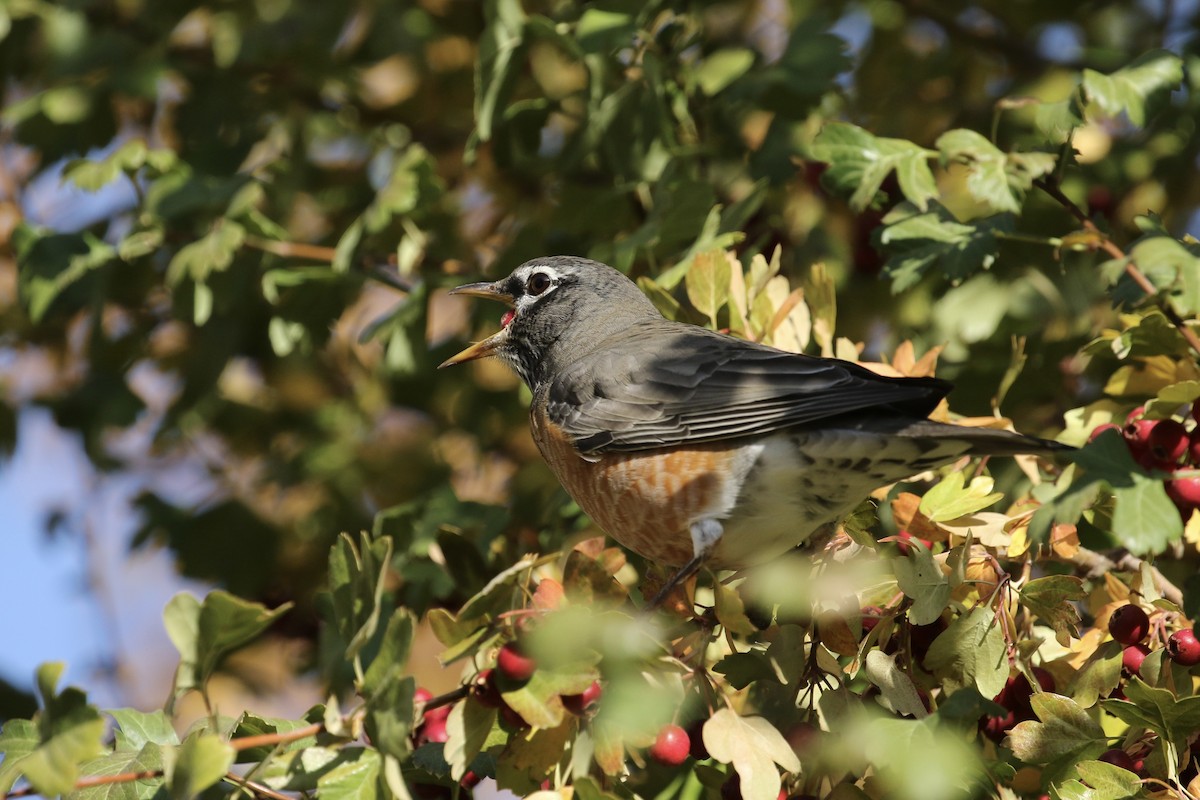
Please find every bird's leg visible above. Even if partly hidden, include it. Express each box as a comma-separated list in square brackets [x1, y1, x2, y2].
[646, 518, 723, 611]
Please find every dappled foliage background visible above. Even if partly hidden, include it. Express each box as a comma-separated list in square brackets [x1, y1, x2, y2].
[4, 0, 1200, 798]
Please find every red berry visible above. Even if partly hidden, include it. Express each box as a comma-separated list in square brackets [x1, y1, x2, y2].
[1149, 419, 1189, 463]
[461, 770, 481, 789]
[1099, 748, 1137, 771]
[424, 702, 451, 724]
[1122, 643, 1151, 675]
[472, 669, 502, 708]
[1108, 604, 1150, 645]
[422, 717, 448, 743]
[1167, 629, 1200, 666]
[861, 606, 883, 634]
[649, 724, 690, 766]
[1089, 423, 1122, 443]
[496, 643, 536, 683]
[562, 681, 602, 716]
[1188, 428, 1200, 464]
[1167, 475, 1200, 513]
[980, 708, 1016, 742]
[415, 687, 434, 704]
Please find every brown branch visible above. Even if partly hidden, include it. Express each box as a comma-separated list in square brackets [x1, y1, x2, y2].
[244, 235, 338, 262]
[1035, 178, 1200, 357]
[3, 723, 327, 800]
[421, 685, 469, 714]
[224, 772, 295, 800]
[1066, 546, 1184, 607]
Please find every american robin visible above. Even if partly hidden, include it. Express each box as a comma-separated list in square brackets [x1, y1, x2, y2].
[441, 256, 1066, 599]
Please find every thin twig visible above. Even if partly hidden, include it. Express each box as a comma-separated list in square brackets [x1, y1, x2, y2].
[1034, 177, 1200, 357]
[224, 772, 295, 800]
[2, 723, 328, 800]
[1066, 546, 1184, 607]
[244, 235, 338, 262]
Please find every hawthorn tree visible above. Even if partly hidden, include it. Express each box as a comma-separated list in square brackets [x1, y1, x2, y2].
[2, 1, 1200, 799]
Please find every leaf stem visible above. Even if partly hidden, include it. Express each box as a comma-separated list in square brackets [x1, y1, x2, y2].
[1033, 177, 1200, 357]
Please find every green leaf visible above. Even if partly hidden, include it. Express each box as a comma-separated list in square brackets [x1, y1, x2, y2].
[110, 709, 179, 751]
[315, 748, 381, 800]
[362, 609, 415, 697]
[499, 667, 599, 729]
[713, 652, 779, 690]
[811, 123, 937, 212]
[444, 698, 494, 781]
[165, 220, 245, 286]
[1083, 49, 1184, 126]
[575, 7, 635, 54]
[892, 548, 949, 625]
[1071, 760, 1142, 799]
[864, 650, 927, 718]
[474, 0, 526, 144]
[15, 664, 109, 797]
[876, 202, 1010, 292]
[685, 249, 732, 327]
[1072, 643, 1123, 709]
[703, 709, 801, 800]
[328, 532, 394, 661]
[937, 129, 1020, 213]
[164, 591, 292, 700]
[0, 720, 40, 794]
[1103, 678, 1200, 744]
[923, 607, 1008, 699]
[1126, 236, 1200, 317]
[1006, 694, 1107, 765]
[73, 744, 165, 800]
[857, 716, 983, 800]
[364, 675, 415, 762]
[165, 734, 235, 800]
[918, 472, 1004, 521]
[1020, 576, 1086, 647]
[693, 48, 755, 95]
[16, 228, 116, 322]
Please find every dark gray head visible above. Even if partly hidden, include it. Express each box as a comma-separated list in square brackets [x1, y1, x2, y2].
[440, 256, 660, 387]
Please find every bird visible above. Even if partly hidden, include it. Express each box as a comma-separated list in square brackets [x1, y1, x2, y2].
[440, 255, 1067, 605]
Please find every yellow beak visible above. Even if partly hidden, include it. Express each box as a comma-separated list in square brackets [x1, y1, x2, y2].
[439, 280, 515, 368]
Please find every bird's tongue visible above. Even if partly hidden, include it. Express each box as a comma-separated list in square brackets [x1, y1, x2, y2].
[501, 309, 516, 328]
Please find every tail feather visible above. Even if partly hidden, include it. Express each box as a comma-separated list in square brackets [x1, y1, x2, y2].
[896, 419, 1072, 458]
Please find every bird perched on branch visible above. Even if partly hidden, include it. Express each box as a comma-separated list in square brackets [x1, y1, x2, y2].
[441, 256, 1067, 605]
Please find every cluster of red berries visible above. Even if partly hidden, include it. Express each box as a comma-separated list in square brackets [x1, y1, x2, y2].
[468, 642, 601, 731]
[979, 667, 1056, 742]
[1092, 405, 1200, 516]
[1108, 603, 1200, 670]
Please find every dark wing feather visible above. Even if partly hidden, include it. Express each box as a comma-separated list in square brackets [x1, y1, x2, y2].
[544, 322, 952, 454]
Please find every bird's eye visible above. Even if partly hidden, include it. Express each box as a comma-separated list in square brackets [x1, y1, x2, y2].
[526, 272, 552, 296]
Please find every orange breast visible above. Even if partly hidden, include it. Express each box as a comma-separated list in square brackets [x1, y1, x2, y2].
[531, 410, 738, 567]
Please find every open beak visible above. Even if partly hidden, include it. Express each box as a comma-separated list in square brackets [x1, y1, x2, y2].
[439, 280, 515, 368]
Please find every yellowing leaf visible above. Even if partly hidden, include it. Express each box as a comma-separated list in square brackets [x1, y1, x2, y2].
[703, 709, 800, 800]
[864, 650, 927, 718]
[919, 472, 1004, 522]
[686, 249, 732, 327]
[1104, 355, 1182, 396]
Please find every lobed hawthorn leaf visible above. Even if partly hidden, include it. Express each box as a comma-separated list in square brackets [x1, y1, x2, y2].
[230, 713, 318, 764]
[919, 472, 1004, 522]
[1007, 694, 1108, 784]
[74, 743, 165, 800]
[110, 708, 179, 751]
[924, 607, 1008, 699]
[1019, 575, 1086, 647]
[875, 202, 1011, 293]
[1062, 760, 1143, 800]
[1072, 642, 1123, 709]
[1083, 48, 1184, 127]
[327, 532, 392, 661]
[892, 547, 949, 625]
[16, 228, 117, 322]
[315, 747, 381, 800]
[1103, 678, 1200, 744]
[714, 652, 778, 690]
[810, 122, 937, 212]
[703, 709, 800, 800]
[164, 590, 292, 701]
